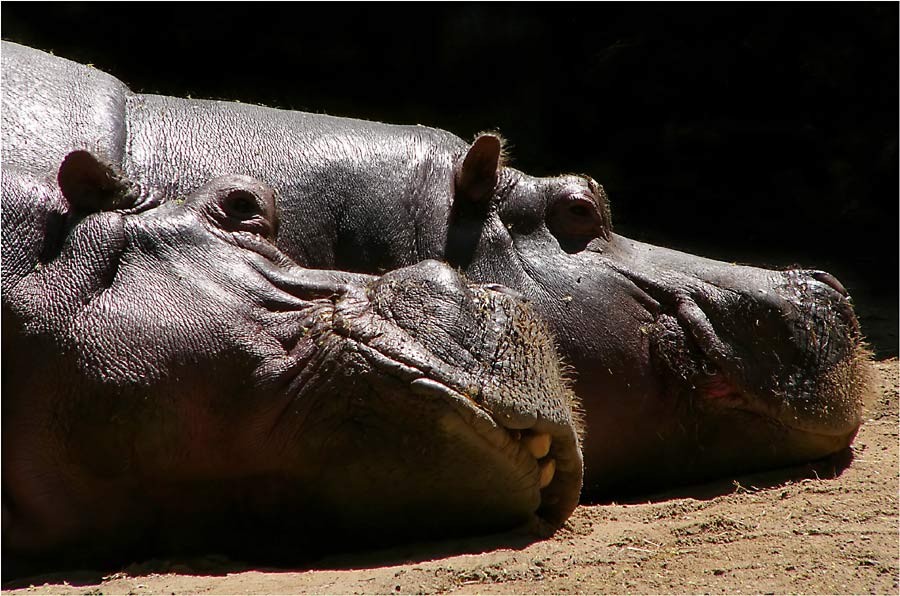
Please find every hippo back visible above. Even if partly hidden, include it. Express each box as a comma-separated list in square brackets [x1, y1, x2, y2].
[1, 42, 128, 171]
[124, 93, 463, 270]
[2, 40, 466, 273]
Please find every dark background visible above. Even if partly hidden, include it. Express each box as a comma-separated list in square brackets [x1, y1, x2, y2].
[3, 3, 897, 355]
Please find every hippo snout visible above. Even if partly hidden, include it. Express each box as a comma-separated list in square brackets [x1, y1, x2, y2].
[367, 259, 478, 339]
[332, 259, 583, 527]
[607, 237, 869, 445]
[762, 268, 869, 435]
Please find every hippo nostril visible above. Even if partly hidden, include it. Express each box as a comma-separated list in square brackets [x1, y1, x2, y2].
[807, 270, 849, 297]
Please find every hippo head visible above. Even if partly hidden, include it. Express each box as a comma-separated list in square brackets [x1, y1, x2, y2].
[446, 134, 871, 496]
[1, 151, 582, 565]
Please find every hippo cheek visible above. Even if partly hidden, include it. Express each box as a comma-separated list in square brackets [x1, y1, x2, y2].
[568, 327, 691, 496]
[505, 263, 668, 492]
[447, 242, 672, 494]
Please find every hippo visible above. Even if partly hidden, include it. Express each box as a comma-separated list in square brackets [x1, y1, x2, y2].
[1, 150, 583, 569]
[2, 41, 871, 497]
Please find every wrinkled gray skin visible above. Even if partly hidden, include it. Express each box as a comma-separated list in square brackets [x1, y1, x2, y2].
[2, 42, 870, 498]
[1, 151, 582, 568]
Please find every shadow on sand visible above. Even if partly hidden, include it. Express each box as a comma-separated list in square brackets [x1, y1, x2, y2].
[2, 523, 546, 589]
[610, 446, 855, 506]
[3, 448, 854, 589]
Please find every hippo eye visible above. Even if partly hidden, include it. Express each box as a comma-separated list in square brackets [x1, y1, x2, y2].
[223, 190, 261, 219]
[568, 203, 591, 218]
[549, 195, 602, 234]
[215, 186, 279, 239]
[547, 190, 610, 253]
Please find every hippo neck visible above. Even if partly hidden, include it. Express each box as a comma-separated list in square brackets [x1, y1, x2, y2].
[123, 94, 465, 272]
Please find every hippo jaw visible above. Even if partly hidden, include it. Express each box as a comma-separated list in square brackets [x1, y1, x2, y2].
[262, 260, 583, 536]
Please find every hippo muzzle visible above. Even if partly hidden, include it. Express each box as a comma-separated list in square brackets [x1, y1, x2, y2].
[256, 259, 583, 538]
[565, 235, 871, 493]
[605, 238, 867, 439]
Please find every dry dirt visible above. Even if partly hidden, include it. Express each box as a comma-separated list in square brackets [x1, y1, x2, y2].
[6, 359, 897, 595]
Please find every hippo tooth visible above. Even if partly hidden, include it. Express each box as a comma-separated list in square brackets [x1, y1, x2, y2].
[539, 458, 556, 489]
[525, 432, 552, 459]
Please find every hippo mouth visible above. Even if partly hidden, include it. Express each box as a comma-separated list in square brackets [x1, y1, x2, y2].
[348, 341, 579, 526]
[326, 282, 584, 528]
[676, 322, 867, 441]
[625, 269, 869, 442]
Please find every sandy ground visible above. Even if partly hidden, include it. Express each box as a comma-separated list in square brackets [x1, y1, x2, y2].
[5, 359, 897, 595]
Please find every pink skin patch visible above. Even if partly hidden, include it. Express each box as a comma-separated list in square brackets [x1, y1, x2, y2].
[703, 374, 739, 400]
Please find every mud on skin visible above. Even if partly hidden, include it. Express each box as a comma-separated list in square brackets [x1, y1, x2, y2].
[0, 152, 583, 572]
[1, 41, 872, 497]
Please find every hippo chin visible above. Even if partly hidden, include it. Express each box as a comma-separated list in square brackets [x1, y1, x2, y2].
[1, 41, 871, 498]
[1, 151, 583, 568]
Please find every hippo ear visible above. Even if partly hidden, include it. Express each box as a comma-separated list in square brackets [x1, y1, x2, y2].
[58, 150, 137, 213]
[455, 134, 502, 204]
